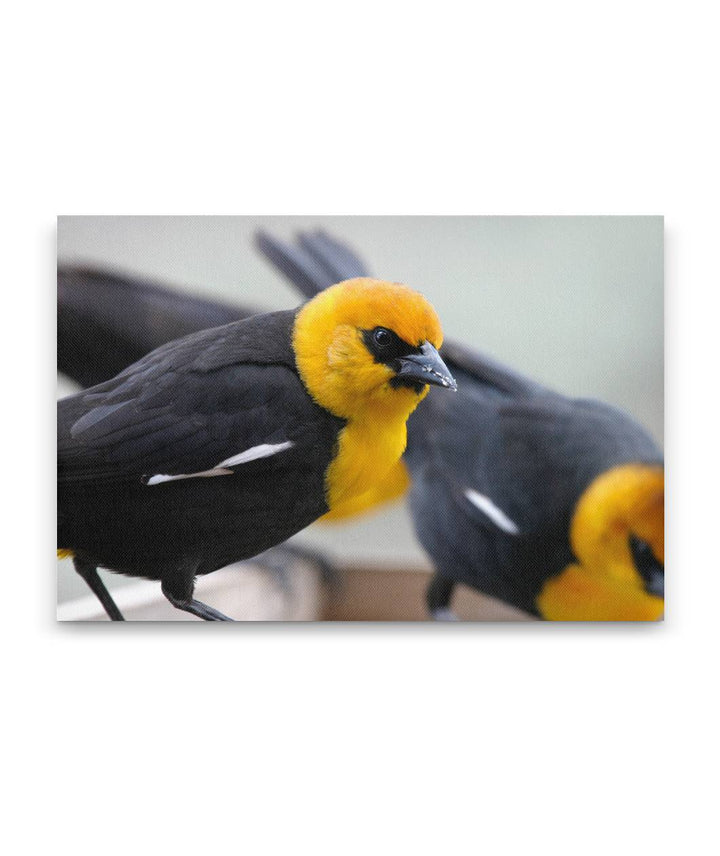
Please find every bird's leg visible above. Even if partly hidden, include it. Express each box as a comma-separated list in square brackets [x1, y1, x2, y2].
[253, 543, 340, 590]
[426, 572, 459, 621]
[73, 558, 125, 621]
[161, 570, 234, 621]
[162, 589, 234, 621]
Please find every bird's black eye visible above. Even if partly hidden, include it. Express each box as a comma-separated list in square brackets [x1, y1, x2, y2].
[362, 326, 418, 365]
[372, 327, 392, 348]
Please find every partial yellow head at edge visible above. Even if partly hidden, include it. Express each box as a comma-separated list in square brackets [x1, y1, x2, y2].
[537, 464, 664, 620]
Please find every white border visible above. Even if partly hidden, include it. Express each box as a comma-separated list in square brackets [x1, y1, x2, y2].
[6, 5, 716, 853]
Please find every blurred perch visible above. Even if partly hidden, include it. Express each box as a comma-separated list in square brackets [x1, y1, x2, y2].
[57, 551, 328, 621]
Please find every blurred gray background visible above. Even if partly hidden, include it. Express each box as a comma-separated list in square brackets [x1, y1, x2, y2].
[57, 216, 663, 603]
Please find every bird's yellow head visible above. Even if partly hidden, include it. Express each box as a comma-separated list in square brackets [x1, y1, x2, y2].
[293, 278, 455, 421]
[536, 464, 664, 620]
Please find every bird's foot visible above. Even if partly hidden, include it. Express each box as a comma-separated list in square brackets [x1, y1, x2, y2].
[163, 592, 234, 621]
[430, 608, 460, 621]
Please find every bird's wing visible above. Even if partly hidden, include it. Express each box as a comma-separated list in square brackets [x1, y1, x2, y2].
[57, 265, 255, 388]
[438, 340, 547, 398]
[57, 311, 327, 486]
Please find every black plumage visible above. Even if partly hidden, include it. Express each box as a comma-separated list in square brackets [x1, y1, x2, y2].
[405, 359, 661, 614]
[57, 265, 348, 610]
[58, 310, 344, 620]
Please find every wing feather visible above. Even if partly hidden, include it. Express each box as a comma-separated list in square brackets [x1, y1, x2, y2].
[57, 312, 324, 486]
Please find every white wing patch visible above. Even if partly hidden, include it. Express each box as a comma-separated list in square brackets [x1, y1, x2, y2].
[145, 468, 233, 486]
[215, 442, 294, 468]
[464, 488, 520, 535]
[145, 441, 294, 486]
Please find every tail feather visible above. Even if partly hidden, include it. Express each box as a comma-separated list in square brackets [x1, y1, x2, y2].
[254, 231, 338, 298]
[297, 229, 370, 282]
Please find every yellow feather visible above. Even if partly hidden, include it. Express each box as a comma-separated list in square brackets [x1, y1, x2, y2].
[320, 460, 411, 522]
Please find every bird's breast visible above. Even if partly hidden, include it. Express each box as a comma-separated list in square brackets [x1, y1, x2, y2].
[324, 416, 408, 511]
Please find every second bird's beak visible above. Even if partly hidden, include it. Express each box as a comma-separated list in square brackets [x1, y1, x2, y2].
[394, 343, 457, 391]
[645, 570, 664, 599]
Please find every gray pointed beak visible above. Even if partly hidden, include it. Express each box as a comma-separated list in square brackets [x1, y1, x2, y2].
[395, 342, 458, 391]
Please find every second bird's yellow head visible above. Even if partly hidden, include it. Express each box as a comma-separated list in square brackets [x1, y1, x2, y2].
[293, 278, 455, 420]
[537, 464, 665, 620]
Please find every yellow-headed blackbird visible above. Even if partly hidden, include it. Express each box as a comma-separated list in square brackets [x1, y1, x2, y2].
[57, 277, 456, 620]
[257, 230, 665, 621]
[57, 266, 342, 602]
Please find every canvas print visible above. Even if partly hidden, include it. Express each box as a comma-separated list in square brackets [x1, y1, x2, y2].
[56, 216, 664, 621]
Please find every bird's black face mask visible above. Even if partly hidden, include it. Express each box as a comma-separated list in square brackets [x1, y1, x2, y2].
[362, 327, 457, 394]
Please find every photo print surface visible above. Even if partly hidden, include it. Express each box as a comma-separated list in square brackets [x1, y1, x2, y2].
[57, 216, 663, 621]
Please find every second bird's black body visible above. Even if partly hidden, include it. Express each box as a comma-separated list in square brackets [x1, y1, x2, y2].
[58, 310, 345, 613]
[405, 341, 661, 615]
